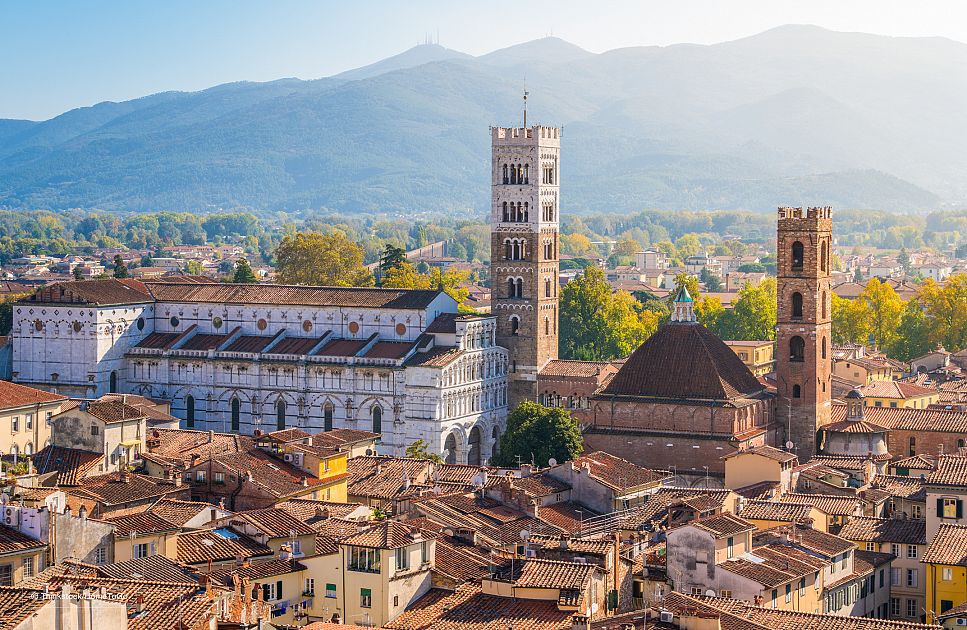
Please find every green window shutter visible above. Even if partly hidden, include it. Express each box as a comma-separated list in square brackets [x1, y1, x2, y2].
[276, 580, 282, 599]
[361, 588, 372, 597]
[262, 584, 270, 601]
[958, 500, 964, 519]
[938, 498, 945, 515]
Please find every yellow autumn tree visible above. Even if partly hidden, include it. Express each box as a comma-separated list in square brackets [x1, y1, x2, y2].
[274, 232, 373, 287]
[381, 262, 473, 311]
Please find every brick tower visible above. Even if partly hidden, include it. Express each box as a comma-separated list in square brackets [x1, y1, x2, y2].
[776, 206, 833, 457]
[491, 125, 560, 409]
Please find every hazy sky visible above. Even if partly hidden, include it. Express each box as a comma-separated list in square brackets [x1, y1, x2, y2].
[4, 0, 967, 120]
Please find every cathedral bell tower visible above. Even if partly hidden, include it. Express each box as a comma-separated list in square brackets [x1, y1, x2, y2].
[491, 124, 561, 409]
[776, 206, 833, 457]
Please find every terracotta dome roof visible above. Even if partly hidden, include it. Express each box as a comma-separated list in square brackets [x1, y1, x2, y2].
[601, 322, 765, 400]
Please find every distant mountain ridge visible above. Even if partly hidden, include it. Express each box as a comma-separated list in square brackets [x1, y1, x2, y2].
[0, 26, 964, 214]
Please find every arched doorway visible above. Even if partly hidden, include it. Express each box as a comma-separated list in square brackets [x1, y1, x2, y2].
[444, 433, 458, 465]
[468, 426, 482, 466]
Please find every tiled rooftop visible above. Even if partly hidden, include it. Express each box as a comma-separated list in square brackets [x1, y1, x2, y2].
[837, 516, 926, 545]
[0, 380, 65, 408]
[146, 282, 444, 309]
[922, 523, 967, 566]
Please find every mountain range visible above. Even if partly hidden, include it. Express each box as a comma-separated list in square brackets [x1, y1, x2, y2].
[2, 25, 966, 214]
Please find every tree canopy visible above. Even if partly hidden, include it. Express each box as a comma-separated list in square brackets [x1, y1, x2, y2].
[381, 262, 473, 311]
[232, 258, 258, 284]
[274, 232, 373, 287]
[560, 266, 661, 361]
[491, 401, 583, 468]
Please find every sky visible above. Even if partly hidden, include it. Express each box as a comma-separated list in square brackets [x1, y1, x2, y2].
[3, 0, 967, 121]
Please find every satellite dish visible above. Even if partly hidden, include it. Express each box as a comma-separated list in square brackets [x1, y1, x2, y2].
[365, 449, 373, 456]
[785, 441, 794, 450]
[705, 589, 716, 597]
[548, 458, 557, 467]
[519, 529, 530, 542]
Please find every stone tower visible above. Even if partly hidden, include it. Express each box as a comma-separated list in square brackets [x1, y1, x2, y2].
[491, 125, 560, 409]
[776, 206, 833, 457]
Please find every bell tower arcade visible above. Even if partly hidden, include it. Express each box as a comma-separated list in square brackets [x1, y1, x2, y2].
[491, 125, 561, 409]
[776, 206, 833, 457]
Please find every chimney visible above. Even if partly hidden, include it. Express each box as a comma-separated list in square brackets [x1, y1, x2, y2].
[376, 461, 383, 475]
[570, 613, 590, 630]
[520, 463, 533, 477]
[208, 430, 215, 443]
[300, 476, 309, 487]
[559, 534, 569, 550]
[118, 469, 129, 484]
[173, 472, 183, 487]
[245, 470, 253, 482]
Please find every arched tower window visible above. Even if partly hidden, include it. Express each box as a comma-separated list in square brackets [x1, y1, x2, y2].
[791, 292, 803, 318]
[324, 402, 334, 432]
[231, 397, 240, 431]
[523, 202, 529, 223]
[515, 278, 523, 298]
[544, 317, 550, 335]
[790, 336, 805, 362]
[821, 241, 829, 273]
[109, 371, 118, 394]
[186, 395, 195, 429]
[909, 436, 916, 456]
[822, 337, 827, 360]
[545, 278, 552, 298]
[822, 291, 828, 319]
[523, 164, 529, 184]
[791, 241, 804, 271]
[276, 400, 286, 431]
[510, 164, 517, 185]
[792, 384, 801, 398]
[510, 316, 520, 336]
[372, 406, 382, 434]
[502, 164, 508, 184]
[507, 278, 516, 299]
[504, 239, 512, 260]
[502, 202, 508, 222]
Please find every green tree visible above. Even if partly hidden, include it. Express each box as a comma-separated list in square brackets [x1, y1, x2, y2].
[112, 255, 128, 279]
[831, 293, 870, 345]
[737, 262, 766, 273]
[378, 244, 407, 284]
[491, 401, 583, 468]
[274, 232, 373, 287]
[696, 295, 725, 332]
[675, 234, 702, 258]
[919, 274, 967, 352]
[897, 248, 911, 273]
[72, 265, 84, 281]
[700, 268, 723, 292]
[404, 439, 445, 464]
[888, 300, 932, 361]
[858, 278, 905, 350]
[184, 260, 204, 275]
[722, 278, 777, 341]
[560, 266, 659, 361]
[232, 258, 258, 284]
[382, 262, 472, 311]
[140, 254, 153, 268]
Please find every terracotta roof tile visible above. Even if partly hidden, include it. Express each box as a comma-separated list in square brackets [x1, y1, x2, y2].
[0, 587, 50, 625]
[340, 521, 436, 549]
[0, 380, 66, 408]
[567, 451, 669, 490]
[689, 512, 755, 538]
[267, 335, 323, 355]
[229, 507, 317, 538]
[739, 500, 814, 523]
[662, 591, 938, 630]
[31, 445, 101, 486]
[78, 399, 145, 423]
[754, 524, 854, 558]
[837, 517, 926, 545]
[601, 322, 764, 400]
[860, 380, 937, 399]
[364, 341, 416, 359]
[147, 282, 443, 309]
[431, 534, 498, 582]
[723, 445, 798, 463]
[208, 558, 306, 586]
[222, 334, 275, 353]
[385, 583, 574, 630]
[513, 473, 571, 497]
[539, 360, 614, 378]
[830, 404, 967, 433]
[176, 527, 273, 565]
[721, 557, 797, 588]
[926, 455, 967, 487]
[922, 523, 967, 565]
[149, 498, 224, 527]
[500, 558, 597, 590]
[0, 524, 45, 554]
[178, 332, 229, 351]
[105, 512, 180, 537]
[405, 346, 464, 368]
[71, 472, 184, 507]
[778, 494, 862, 517]
[22, 278, 152, 306]
[97, 555, 198, 583]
